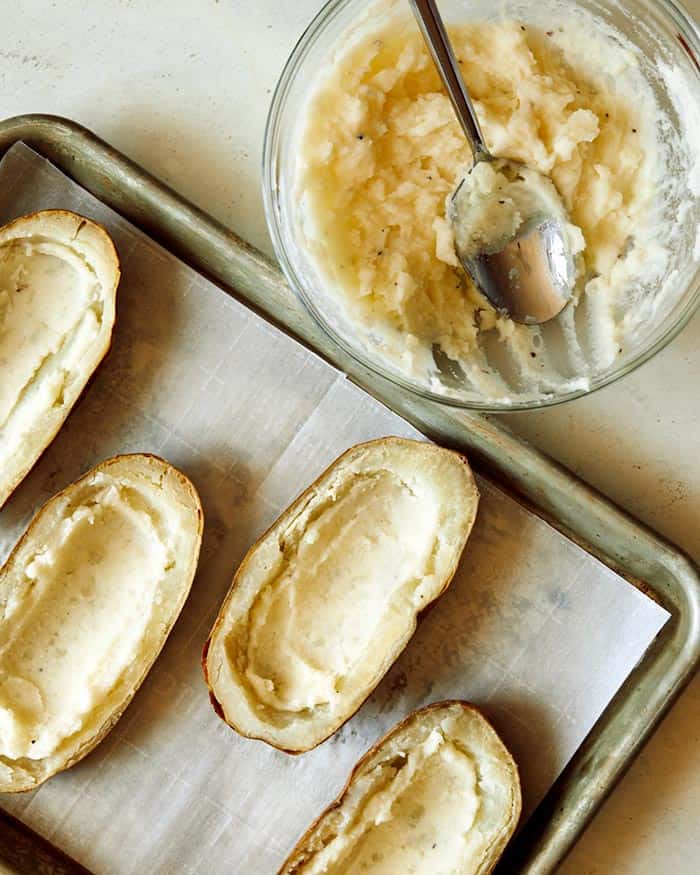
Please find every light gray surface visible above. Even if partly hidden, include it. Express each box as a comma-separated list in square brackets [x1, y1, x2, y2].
[0, 3, 698, 871]
[0, 144, 670, 874]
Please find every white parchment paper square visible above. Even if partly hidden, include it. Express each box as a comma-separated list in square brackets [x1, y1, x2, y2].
[0, 144, 669, 874]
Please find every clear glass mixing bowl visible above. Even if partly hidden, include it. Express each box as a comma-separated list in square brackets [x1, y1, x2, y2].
[263, 0, 700, 410]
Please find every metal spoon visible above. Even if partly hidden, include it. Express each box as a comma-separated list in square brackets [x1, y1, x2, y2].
[409, 0, 576, 324]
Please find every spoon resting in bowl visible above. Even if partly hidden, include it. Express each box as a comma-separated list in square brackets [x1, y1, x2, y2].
[409, 0, 580, 324]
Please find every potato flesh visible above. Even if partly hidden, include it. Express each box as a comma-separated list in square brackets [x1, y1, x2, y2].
[0, 474, 172, 760]
[0, 239, 102, 456]
[282, 706, 521, 875]
[208, 439, 479, 752]
[333, 731, 481, 875]
[243, 470, 439, 712]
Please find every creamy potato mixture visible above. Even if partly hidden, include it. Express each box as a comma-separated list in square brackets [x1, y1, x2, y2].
[296, 17, 664, 398]
[450, 158, 584, 262]
[300, 727, 484, 875]
[0, 474, 173, 761]
[244, 470, 438, 713]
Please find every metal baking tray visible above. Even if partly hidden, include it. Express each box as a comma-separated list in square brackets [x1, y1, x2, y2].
[0, 114, 697, 875]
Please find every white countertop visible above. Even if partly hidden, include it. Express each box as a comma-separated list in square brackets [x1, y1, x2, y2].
[2, 1, 698, 871]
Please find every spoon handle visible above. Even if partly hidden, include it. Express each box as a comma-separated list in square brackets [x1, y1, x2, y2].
[408, 0, 489, 160]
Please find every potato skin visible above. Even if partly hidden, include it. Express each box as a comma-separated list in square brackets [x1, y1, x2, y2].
[203, 437, 479, 753]
[0, 210, 121, 510]
[278, 700, 522, 875]
[0, 453, 203, 793]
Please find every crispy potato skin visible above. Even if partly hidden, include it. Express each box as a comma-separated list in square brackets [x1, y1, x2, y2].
[203, 437, 479, 753]
[278, 701, 522, 875]
[0, 453, 203, 793]
[0, 210, 120, 509]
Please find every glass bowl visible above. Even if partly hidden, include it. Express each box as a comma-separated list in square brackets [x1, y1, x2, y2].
[263, 0, 700, 411]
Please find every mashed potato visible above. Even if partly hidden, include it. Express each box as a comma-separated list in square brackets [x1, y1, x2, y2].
[295, 16, 665, 399]
[450, 158, 584, 263]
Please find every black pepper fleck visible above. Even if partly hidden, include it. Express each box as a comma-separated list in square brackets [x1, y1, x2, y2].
[356, 134, 364, 140]
[520, 25, 526, 31]
[632, 128, 637, 133]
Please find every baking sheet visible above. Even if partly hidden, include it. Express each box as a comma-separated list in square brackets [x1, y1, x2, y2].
[0, 143, 669, 874]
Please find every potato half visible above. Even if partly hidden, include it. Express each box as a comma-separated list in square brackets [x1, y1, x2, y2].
[0, 210, 119, 508]
[0, 454, 203, 792]
[279, 702, 521, 875]
[204, 437, 479, 752]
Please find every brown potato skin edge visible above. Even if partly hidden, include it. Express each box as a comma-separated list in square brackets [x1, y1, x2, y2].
[278, 700, 522, 875]
[0, 210, 121, 510]
[0, 453, 204, 793]
[202, 437, 479, 754]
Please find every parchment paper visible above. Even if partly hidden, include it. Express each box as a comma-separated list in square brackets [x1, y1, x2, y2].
[0, 143, 669, 874]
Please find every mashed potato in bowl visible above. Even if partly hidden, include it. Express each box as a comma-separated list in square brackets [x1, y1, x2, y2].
[269, 0, 700, 406]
